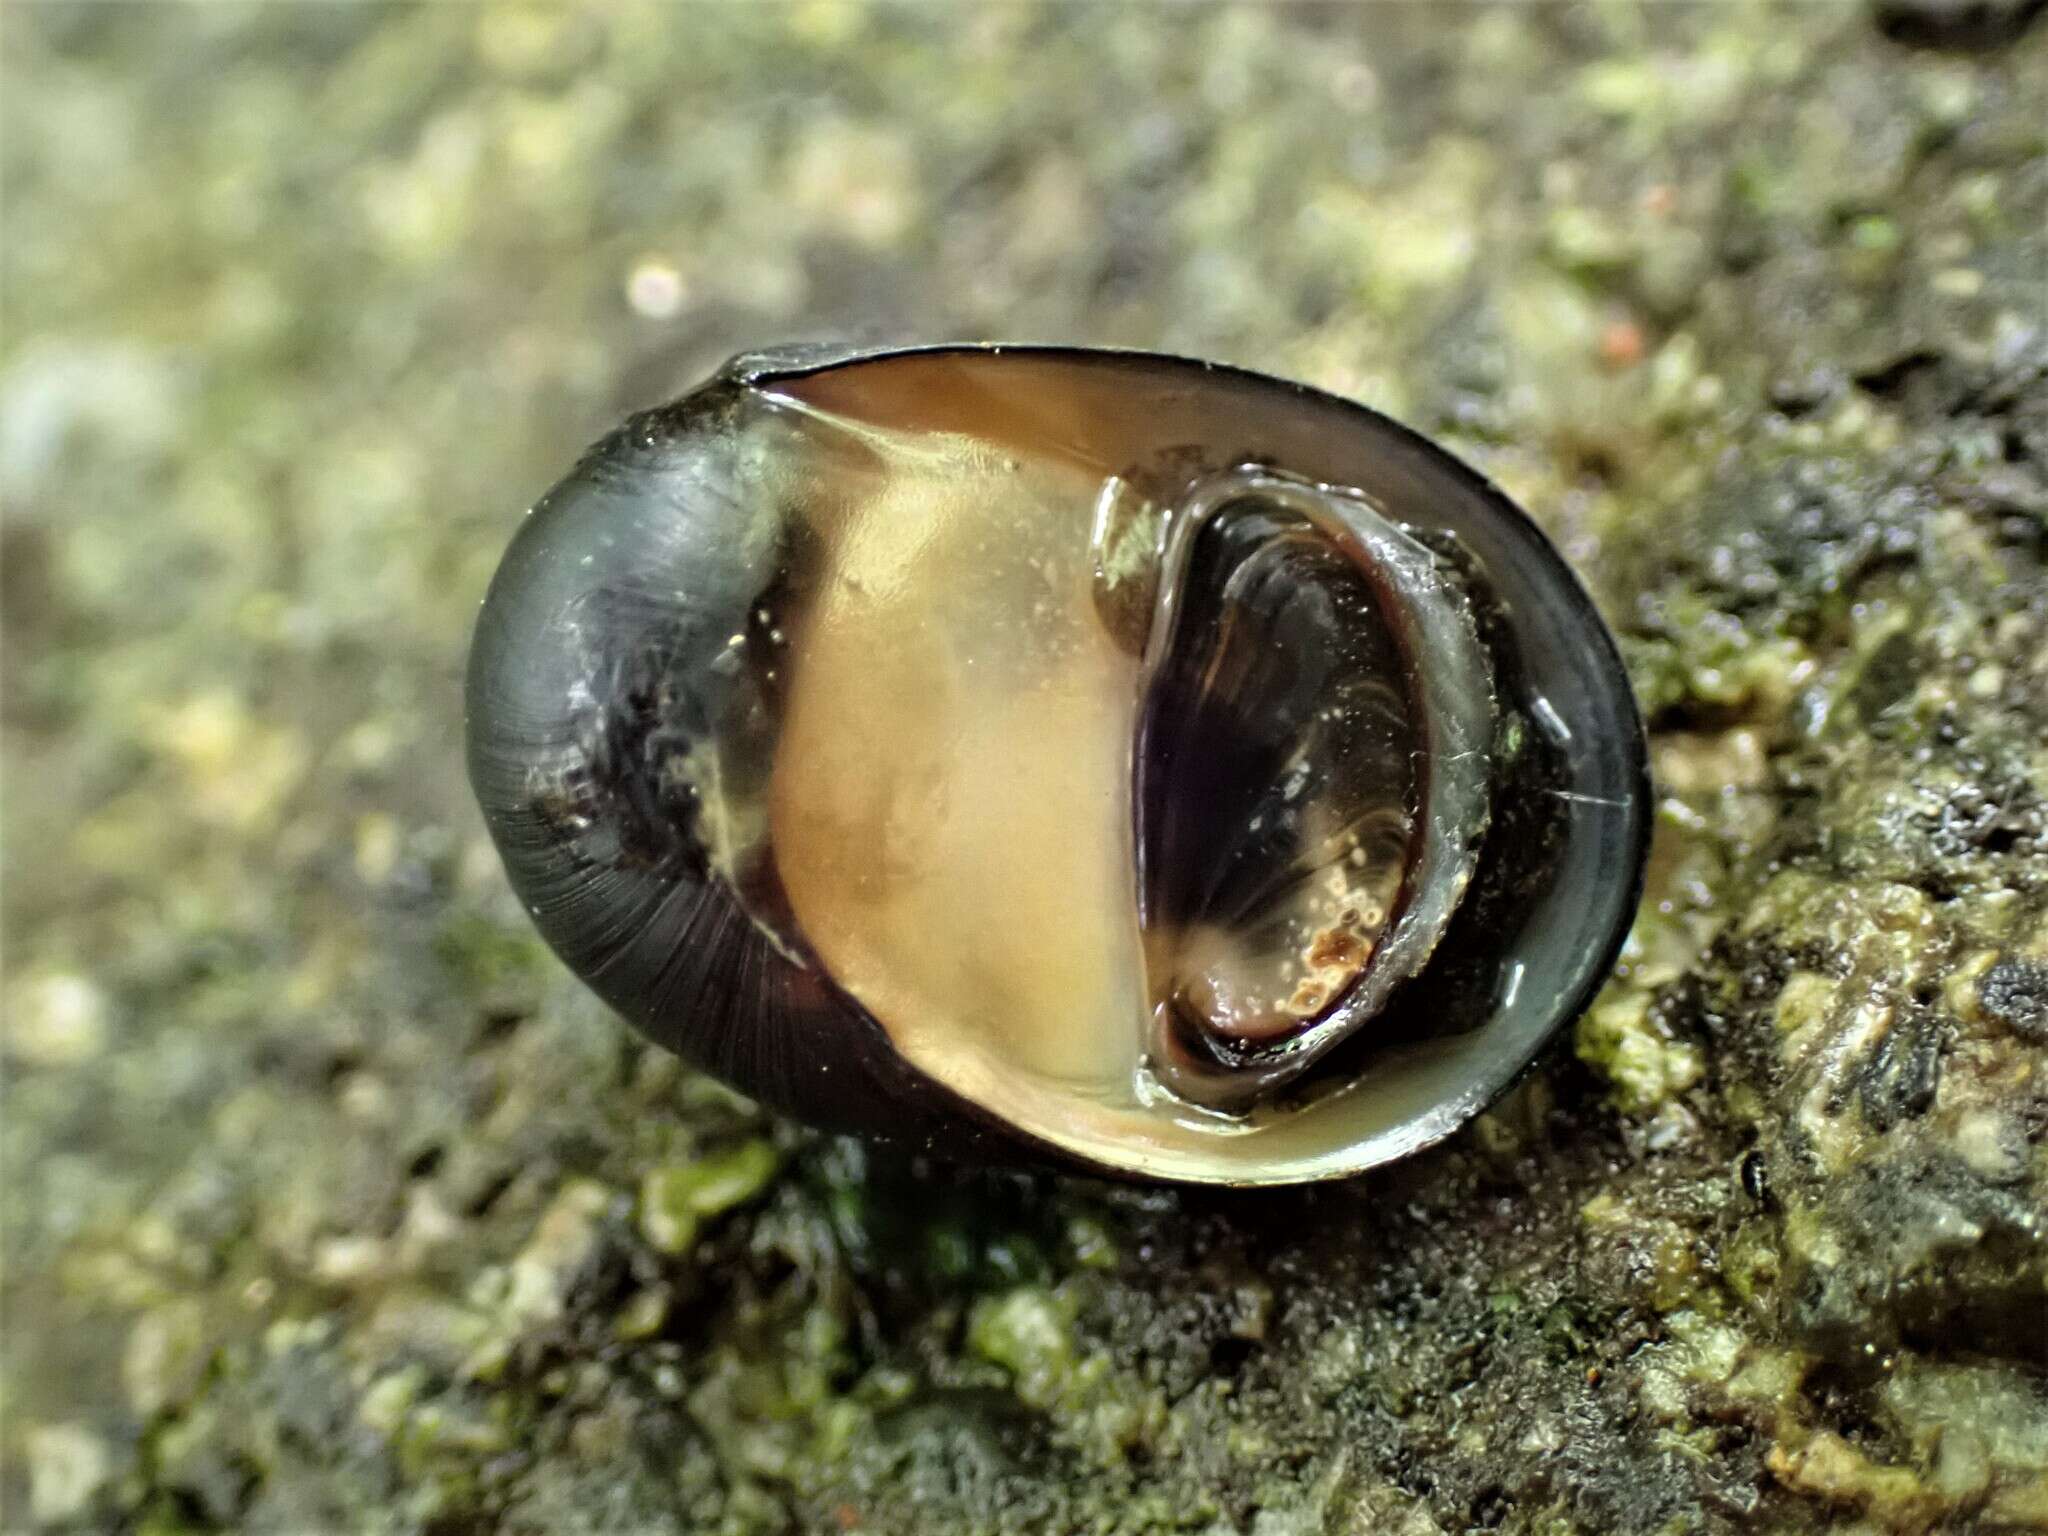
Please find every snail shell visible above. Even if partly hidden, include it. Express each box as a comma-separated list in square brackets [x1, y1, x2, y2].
[466, 344, 1649, 1185]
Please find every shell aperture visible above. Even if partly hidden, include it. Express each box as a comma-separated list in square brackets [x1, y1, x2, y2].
[465, 345, 1650, 1184]
[1136, 470, 1494, 1112]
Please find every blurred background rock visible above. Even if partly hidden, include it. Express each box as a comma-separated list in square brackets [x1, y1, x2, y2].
[4, 4, 2045, 1533]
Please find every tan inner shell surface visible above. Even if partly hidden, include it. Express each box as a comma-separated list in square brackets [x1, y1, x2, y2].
[769, 424, 1147, 1102]
[754, 359, 1479, 1182]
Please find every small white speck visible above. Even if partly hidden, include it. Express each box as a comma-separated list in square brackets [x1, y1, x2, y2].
[626, 259, 687, 319]
[1501, 962, 1526, 1009]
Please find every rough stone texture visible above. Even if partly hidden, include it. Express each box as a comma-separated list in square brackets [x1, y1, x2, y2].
[4, 4, 2045, 1533]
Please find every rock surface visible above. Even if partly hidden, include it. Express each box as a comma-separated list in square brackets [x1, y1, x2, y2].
[4, 4, 2045, 1533]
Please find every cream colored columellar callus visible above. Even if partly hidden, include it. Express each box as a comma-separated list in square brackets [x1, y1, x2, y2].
[465, 345, 1649, 1185]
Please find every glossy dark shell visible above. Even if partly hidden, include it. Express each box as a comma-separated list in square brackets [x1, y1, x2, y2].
[465, 344, 1650, 1185]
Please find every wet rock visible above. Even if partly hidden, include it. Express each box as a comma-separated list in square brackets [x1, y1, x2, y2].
[1978, 958, 2048, 1039]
